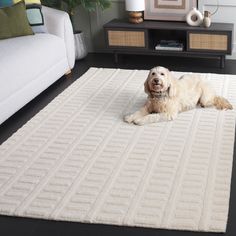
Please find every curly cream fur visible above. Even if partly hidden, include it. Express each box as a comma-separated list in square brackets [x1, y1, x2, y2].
[124, 66, 233, 125]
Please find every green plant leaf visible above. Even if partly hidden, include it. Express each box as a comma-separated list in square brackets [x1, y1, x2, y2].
[41, 0, 111, 29]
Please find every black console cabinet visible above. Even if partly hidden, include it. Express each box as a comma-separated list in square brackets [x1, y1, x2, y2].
[103, 19, 234, 68]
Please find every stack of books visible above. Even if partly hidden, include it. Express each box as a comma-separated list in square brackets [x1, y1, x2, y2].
[155, 40, 184, 51]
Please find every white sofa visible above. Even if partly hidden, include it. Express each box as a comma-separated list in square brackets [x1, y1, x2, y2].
[0, 6, 75, 125]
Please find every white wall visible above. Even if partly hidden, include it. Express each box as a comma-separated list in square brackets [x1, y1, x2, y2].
[74, 0, 126, 52]
[89, 0, 126, 52]
[198, 0, 236, 59]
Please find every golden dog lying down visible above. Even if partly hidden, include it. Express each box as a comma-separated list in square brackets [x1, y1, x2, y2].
[124, 66, 233, 125]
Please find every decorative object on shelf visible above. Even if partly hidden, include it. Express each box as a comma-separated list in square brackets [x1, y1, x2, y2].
[186, 7, 203, 26]
[125, 0, 145, 24]
[155, 40, 184, 51]
[202, 0, 219, 28]
[203, 11, 211, 28]
[144, 0, 197, 21]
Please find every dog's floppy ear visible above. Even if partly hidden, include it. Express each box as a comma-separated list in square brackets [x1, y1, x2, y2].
[168, 83, 177, 98]
[144, 77, 150, 95]
[167, 71, 177, 98]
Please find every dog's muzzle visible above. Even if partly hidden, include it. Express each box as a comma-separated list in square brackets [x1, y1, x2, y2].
[152, 78, 163, 91]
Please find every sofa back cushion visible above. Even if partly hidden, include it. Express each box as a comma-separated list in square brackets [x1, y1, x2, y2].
[0, 1, 34, 40]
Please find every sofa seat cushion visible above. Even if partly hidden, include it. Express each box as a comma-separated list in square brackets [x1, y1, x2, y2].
[0, 33, 68, 103]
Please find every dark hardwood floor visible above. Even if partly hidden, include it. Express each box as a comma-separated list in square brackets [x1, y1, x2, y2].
[0, 53, 235, 236]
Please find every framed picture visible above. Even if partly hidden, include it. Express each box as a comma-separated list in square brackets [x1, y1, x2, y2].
[144, 0, 198, 22]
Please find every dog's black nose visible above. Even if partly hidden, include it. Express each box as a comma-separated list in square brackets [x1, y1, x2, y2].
[154, 78, 160, 84]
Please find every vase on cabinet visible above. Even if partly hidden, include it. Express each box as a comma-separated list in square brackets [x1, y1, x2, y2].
[186, 7, 203, 27]
[203, 11, 212, 28]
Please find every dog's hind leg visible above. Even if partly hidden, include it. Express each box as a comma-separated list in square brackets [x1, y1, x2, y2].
[199, 82, 233, 110]
[198, 82, 216, 108]
[213, 96, 233, 110]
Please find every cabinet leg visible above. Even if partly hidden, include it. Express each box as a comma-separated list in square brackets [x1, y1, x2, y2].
[220, 55, 225, 69]
[114, 53, 118, 64]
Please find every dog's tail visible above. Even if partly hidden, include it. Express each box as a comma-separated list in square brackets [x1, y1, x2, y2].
[213, 96, 233, 110]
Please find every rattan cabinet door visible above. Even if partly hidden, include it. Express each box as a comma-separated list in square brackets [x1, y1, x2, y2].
[187, 32, 230, 53]
[107, 30, 146, 48]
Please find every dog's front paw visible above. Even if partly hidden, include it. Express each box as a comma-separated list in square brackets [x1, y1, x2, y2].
[133, 118, 146, 126]
[134, 114, 160, 125]
[166, 113, 178, 121]
[124, 114, 134, 123]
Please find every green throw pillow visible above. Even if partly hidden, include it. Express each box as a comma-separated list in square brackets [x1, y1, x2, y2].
[0, 1, 34, 40]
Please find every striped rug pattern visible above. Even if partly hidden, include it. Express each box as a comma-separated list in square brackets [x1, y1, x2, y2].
[0, 68, 235, 232]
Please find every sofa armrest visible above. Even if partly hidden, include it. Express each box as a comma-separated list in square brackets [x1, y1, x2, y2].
[42, 6, 75, 70]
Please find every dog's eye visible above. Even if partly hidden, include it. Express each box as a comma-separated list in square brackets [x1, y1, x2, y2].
[152, 72, 156, 76]
[161, 73, 164, 76]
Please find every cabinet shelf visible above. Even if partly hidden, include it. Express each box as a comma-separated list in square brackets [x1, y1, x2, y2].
[103, 19, 234, 68]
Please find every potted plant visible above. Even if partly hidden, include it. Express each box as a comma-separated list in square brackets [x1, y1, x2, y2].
[41, 0, 111, 59]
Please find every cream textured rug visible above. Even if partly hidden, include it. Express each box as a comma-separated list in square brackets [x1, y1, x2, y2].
[0, 68, 235, 233]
